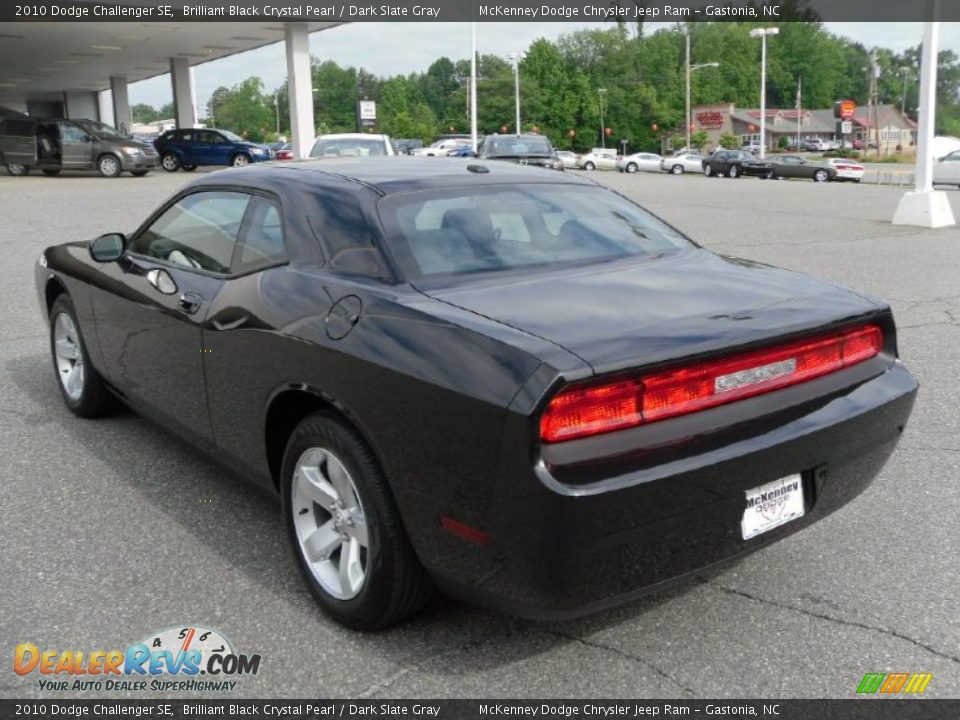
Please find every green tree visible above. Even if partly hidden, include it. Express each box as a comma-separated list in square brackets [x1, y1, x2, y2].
[131, 103, 157, 123]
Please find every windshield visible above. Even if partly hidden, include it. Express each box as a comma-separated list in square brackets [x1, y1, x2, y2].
[219, 129, 245, 142]
[378, 184, 691, 279]
[310, 137, 387, 157]
[481, 136, 553, 158]
[75, 120, 127, 140]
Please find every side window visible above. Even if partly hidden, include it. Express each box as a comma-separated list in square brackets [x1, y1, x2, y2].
[314, 190, 389, 278]
[62, 124, 87, 143]
[203, 131, 224, 144]
[232, 196, 287, 274]
[131, 191, 250, 274]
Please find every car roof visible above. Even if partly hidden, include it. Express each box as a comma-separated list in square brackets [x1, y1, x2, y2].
[188, 157, 594, 195]
[316, 133, 389, 140]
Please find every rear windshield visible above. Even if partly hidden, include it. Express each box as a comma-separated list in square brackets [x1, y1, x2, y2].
[311, 137, 387, 158]
[378, 184, 691, 279]
[482, 137, 553, 157]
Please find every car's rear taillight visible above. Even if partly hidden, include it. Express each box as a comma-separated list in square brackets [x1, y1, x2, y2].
[540, 325, 882, 443]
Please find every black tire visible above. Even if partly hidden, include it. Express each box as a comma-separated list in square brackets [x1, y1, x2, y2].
[182, 165, 197, 172]
[160, 153, 181, 172]
[49, 294, 116, 418]
[729, 164, 740, 179]
[97, 154, 122, 178]
[42, 169, 62, 176]
[583, 162, 595, 171]
[813, 169, 830, 183]
[671, 164, 684, 175]
[764, 169, 775, 180]
[6, 163, 29, 176]
[231, 153, 252, 167]
[703, 164, 713, 177]
[626, 162, 638, 173]
[130, 170, 149, 177]
[281, 412, 432, 630]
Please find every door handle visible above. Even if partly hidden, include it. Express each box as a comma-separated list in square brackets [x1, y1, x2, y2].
[177, 292, 202, 315]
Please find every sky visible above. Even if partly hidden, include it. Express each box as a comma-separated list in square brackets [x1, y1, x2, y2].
[127, 22, 960, 115]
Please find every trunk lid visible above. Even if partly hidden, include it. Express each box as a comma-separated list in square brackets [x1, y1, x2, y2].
[415, 249, 884, 375]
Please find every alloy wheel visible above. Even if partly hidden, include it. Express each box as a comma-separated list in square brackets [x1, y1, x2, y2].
[291, 447, 369, 600]
[233, 154, 250, 167]
[161, 154, 179, 172]
[99, 156, 119, 177]
[53, 312, 85, 401]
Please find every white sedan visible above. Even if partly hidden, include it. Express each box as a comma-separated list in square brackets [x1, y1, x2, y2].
[556, 150, 580, 169]
[617, 152, 663, 173]
[825, 157, 865, 183]
[661, 152, 704, 175]
[933, 149, 960, 187]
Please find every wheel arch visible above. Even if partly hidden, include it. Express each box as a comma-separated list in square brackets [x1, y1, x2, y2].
[264, 384, 386, 492]
[44, 275, 68, 315]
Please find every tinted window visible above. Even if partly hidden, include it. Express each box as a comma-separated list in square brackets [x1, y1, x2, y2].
[481, 136, 553, 157]
[132, 191, 250, 274]
[313, 188, 390, 278]
[232, 196, 287, 274]
[378, 185, 691, 279]
[201, 131, 225, 144]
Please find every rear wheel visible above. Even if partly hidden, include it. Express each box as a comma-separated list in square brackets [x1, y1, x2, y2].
[231, 153, 251, 167]
[97, 154, 121, 178]
[729, 164, 740, 179]
[626, 162, 638, 173]
[282, 413, 432, 629]
[703, 164, 713, 177]
[42, 168, 61, 176]
[813, 169, 830, 183]
[49, 295, 116, 418]
[671, 164, 684, 175]
[6, 163, 29, 176]
[160, 153, 181, 172]
[582, 161, 595, 171]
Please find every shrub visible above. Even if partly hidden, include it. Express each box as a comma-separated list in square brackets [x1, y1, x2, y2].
[719, 133, 741, 150]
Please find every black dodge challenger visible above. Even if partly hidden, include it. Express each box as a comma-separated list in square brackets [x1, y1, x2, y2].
[35, 158, 917, 629]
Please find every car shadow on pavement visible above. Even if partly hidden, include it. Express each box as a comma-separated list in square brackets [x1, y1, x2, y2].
[8, 350, 716, 684]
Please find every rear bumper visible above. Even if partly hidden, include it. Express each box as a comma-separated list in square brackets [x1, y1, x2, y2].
[421, 361, 917, 619]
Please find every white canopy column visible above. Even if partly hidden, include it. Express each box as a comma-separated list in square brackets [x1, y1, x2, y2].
[169, 56, 196, 129]
[285, 23, 315, 159]
[109, 76, 130, 132]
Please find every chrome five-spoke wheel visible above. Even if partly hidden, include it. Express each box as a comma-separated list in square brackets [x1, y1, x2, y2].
[292, 447, 369, 600]
[54, 312, 85, 401]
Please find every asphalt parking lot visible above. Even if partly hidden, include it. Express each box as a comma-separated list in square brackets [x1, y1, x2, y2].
[1, 166, 958, 699]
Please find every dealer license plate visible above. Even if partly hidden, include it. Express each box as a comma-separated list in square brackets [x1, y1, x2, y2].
[741, 474, 805, 540]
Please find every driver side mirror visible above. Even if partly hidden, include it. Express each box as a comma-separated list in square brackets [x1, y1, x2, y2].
[89, 233, 126, 263]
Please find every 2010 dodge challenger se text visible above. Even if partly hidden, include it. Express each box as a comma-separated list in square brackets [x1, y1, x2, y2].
[34, 158, 917, 629]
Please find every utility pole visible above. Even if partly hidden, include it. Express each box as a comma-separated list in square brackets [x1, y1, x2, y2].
[470, 22, 478, 152]
[684, 29, 719, 153]
[750, 27, 779, 160]
[899, 66, 911, 118]
[598, 88, 607, 148]
[868, 51, 880, 157]
[509, 53, 521, 134]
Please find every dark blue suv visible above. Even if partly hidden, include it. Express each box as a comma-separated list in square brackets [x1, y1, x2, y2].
[154, 128, 272, 172]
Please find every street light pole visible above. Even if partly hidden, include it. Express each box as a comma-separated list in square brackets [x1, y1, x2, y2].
[685, 30, 719, 153]
[470, 22, 478, 152]
[598, 88, 607, 148]
[750, 27, 779, 160]
[899, 66, 911, 117]
[509, 53, 521, 134]
[274, 95, 280, 134]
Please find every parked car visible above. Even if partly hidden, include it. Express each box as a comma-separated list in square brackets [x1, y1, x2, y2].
[274, 143, 294, 161]
[411, 138, 471, 157]
[447, 144, 476, 157]
[309, 133, 395, 158]
[801, 138, 829, 152]
[932, 149, 960, 186]
[154, 128, 272, 172]
[703, 150, 772, 178]
[852, 138, 878, 151]
[477, 134, 563, 170]
[766, 155, 837, 182]
[577, 147, 619, 170]
[824, 157, 865, 183]
[556, 150, 579, 169]
[1, 109, 158, 177]
[34, 158, 917, 628]
[617, 152, 663, 173]
[661, 152, 704, 175]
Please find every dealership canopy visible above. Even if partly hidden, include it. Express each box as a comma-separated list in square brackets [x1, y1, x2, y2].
[0, 15, 345, 157]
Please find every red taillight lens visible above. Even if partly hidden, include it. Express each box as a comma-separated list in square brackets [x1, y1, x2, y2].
[540, 325, 882, 443]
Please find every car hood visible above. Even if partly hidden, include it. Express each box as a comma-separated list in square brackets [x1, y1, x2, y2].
[414, 249, 884, 375]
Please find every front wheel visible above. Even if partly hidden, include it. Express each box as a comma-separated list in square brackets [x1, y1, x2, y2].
[49, 295, 116, 418]
[281, 413, 432, 629]
[97, 154, 121, 178]
[813, 169, 830, 183]
[161, 153, 181, 172]
[626, 162, 638, 173]
[671, 164, 684, 175]
[728, 164, 740, 179]
[231, 153, 251, 167]
[703, 164, 713, 177]
[6, 163, 29, 176]
[583, 162, 595, 171]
